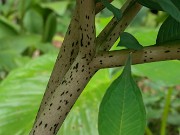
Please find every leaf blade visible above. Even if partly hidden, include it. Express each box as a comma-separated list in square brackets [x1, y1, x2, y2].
[98, 55, 146, 135]
[157, 0, 180, 22]
[101, 0, 122, 21]
[118, 32, 143, 50]
[156, 16, 180, 44]
[137, 0, 162, 10]
[42, 12, 57, 42]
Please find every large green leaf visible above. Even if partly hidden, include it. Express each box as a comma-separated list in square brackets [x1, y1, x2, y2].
[0, 18, 18, 38]
[23, 8, 44, 34]
[171, 0, 180, 10]
[0, 35, 41, 71]
[42, 12, 57, 42]
[40, 1, 70, 16]
[137, 0, 163, 10]
[126, 28, 180, 87]
[156, 16, 180, 44]
[157, 0, 180, 22]
[132, 61, 180, 87]
[19, 0, 47, 18]
[0, 50, 30, 72]
[98, 56, 146, 135]
[0, 35, 41, 54]
[0, 53, 112, 135]
[0, 54, 56, 135]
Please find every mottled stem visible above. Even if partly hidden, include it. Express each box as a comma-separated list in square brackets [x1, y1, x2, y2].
[95, 0, 114, 14]
[36, 0, 112, 119]
[96, 0, 137, 45]
[30, 0, 96, 135]
[96, 0, 142, 51]
[35, 5, 80, 120]
[30, 0, 176, 135]
[91, 43, 180, 69]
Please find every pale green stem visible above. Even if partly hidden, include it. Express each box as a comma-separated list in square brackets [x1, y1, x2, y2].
[160, 87, 173, 135]
[145, 127, 153, 135]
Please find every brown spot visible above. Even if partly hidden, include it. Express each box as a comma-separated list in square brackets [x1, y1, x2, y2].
[77, 88, 80, 92]
[39, 121, 42, 126]
[57, 106, 61, 110]
[165, 50, 170, 53]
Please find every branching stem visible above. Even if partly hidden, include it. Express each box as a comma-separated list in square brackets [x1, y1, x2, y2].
[30, 0, 180, 135]
[91, 43, 180, 69]
[96, 0, 141, 51]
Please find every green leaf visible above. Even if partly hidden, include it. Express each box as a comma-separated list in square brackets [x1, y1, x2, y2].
[18, 0, 33, 23]
[43, 12, 57, 42]
[58, 69, 112, 135]
[101, 0, 122, 21]
[0, 0, 14, 15]
[157, 0, 180, 22]
[0, 54, 56, 135]
[98, 55, 146, 135]
[137, 0, 163, 10]
[132, 60, 180, 87]
[0, 34, 41, 54]
[168, 113, 180, 125]
[0, 53, 112, 135]
[0, 51, 23, 72]
[23, 8, 44, 34]
[0, 34, 41, 72]
[0, 18, 18, 38]
[40, 1, 70, 16]
[171, 0, 180, 10]
[126, 27, 158, 46]
[124, 28, 180, 86]
[156, 16, 180, 44]
[117, 32, 143, 50]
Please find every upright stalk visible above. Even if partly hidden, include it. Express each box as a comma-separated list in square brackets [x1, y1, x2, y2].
[145, 127, 153, 135]
[160, 87, 173, 135]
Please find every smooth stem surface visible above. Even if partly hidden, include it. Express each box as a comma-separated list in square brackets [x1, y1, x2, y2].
[160, 87, 173, 135]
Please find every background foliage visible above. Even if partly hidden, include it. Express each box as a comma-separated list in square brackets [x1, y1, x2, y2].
[0, 0, 180, 135]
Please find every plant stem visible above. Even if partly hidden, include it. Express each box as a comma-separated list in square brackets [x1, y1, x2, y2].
[20, 0, 25, 32]
[96, 0, 141, 51]
[95, 0, 114, 14]
[91, 43, 180, 69]
[34, 0, 139, 121]
[145, 127, 153, 135]
[160, 87, 173, 135]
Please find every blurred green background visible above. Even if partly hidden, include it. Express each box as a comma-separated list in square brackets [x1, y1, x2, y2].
[0, 0, 180, 135]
